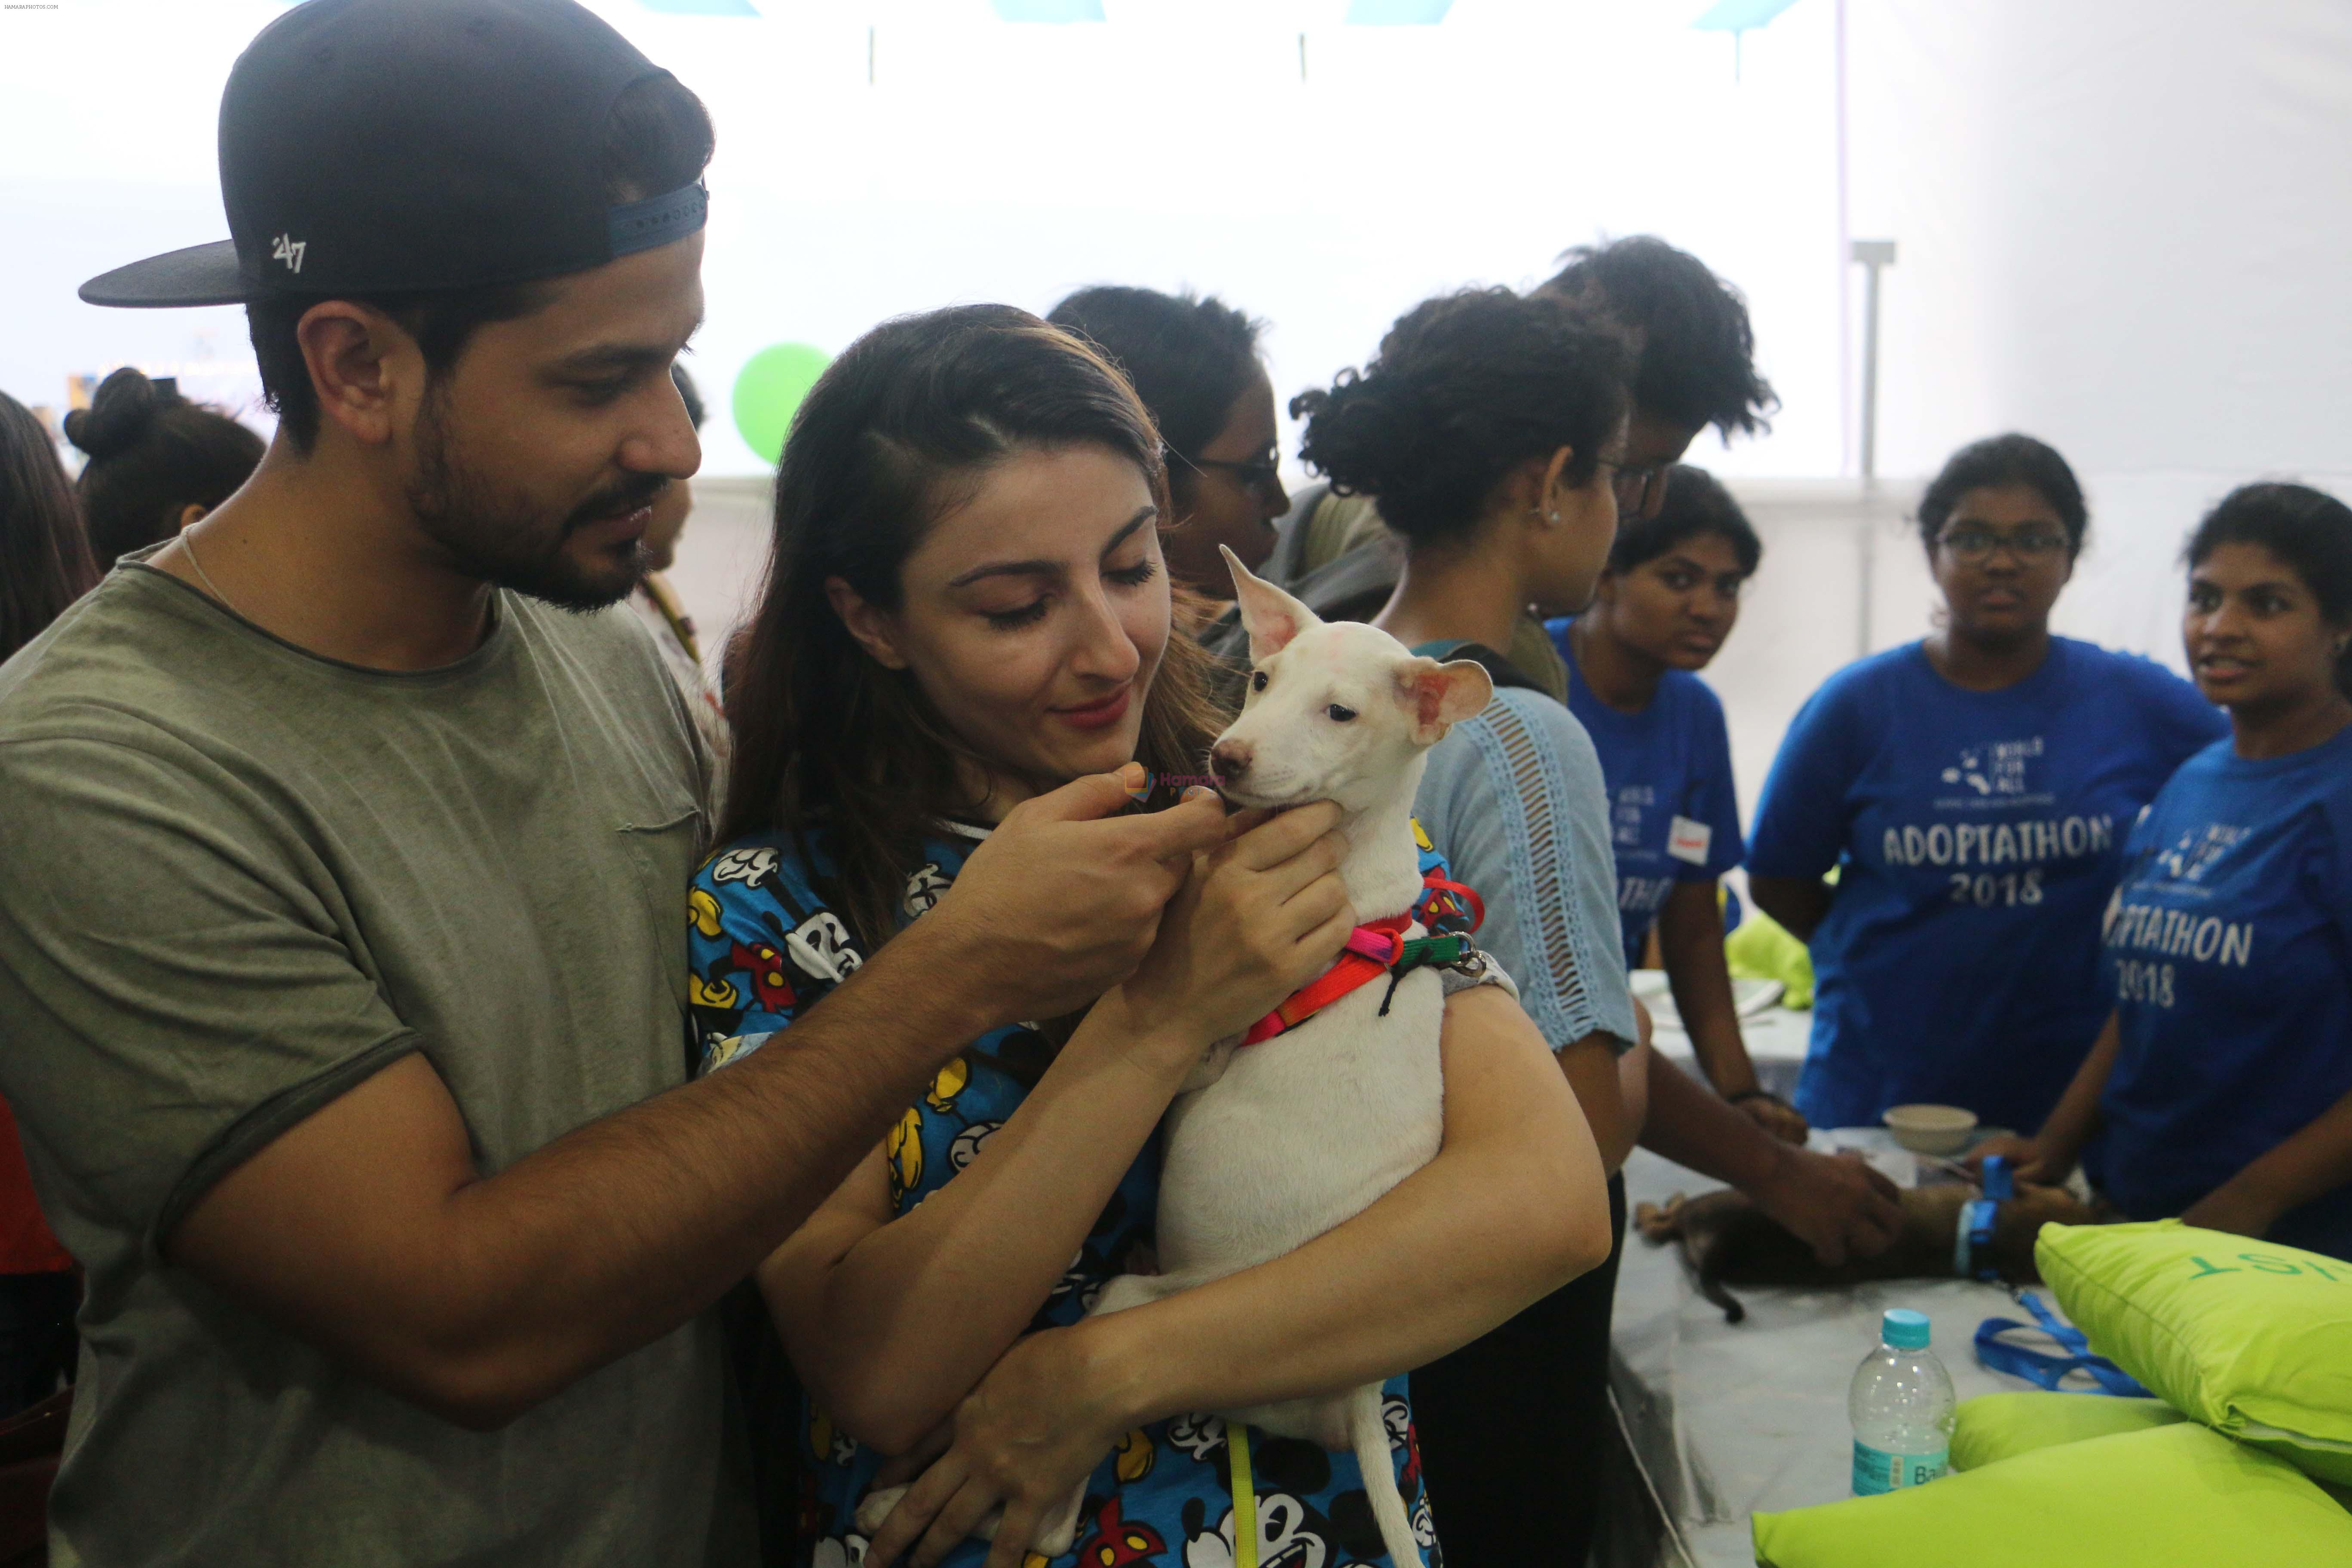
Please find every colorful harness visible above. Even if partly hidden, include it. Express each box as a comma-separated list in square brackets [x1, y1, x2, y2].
[1240, 869, 1487, 1047]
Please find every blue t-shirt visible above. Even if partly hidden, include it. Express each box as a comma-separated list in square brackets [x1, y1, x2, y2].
[1549, 618, 1746, 966]
[2087, 725, 2352, 1259]
[686, 822, 1450, 1568]
[1747, 638, 2226, 1133]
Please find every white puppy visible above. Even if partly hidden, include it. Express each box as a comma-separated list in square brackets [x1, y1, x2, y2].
[860, 550, 1492, 1565]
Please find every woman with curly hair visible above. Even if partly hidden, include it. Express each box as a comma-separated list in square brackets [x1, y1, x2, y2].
[1295, 291, 1902, 1565]
[695, 303, 1611, 1568]
[1291, 288, 1642, 1567]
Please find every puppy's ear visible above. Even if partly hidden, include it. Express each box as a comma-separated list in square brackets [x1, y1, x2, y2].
[1222, 544, 1319, 660]
[1393, 656, 1494, 745]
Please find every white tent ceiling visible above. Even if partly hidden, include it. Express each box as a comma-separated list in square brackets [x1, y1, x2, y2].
[5, 0, 2346, 671]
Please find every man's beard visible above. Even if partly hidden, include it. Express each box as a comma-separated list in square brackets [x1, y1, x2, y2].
[406, 395, 662, 612]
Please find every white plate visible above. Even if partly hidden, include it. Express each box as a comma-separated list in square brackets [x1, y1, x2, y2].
[1627, 971, 1785, 1030]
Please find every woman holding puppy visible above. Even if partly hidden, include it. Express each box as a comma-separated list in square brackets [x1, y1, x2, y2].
[690, 306, 1612, 1568]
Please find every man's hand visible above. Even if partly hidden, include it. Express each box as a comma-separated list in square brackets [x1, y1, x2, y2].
[917, 766, 1230, 1028]
[1749, 1146, 1905, 1267]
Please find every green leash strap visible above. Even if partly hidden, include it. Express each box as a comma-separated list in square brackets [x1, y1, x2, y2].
[1230, 1422, 1257, 1568]
[1376, 934, 1478, 1018]
[1393, 935, 1470, 970]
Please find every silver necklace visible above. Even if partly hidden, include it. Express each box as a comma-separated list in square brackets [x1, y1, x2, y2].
[181, 527, 237, 618]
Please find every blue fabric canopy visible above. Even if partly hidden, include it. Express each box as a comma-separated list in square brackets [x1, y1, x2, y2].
[1344, 0, 1454, 23]
[1692, 0, 1800, 31]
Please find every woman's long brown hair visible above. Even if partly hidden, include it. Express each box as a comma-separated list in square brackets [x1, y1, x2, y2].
[0, 391, 98, 662]
[718, 304, 1231, 954]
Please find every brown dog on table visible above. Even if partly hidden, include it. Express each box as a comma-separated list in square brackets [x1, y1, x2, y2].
[1636, 1180, 2102, 1322]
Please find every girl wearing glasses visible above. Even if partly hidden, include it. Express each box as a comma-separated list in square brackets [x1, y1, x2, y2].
[1046, 286, 1289, 599]
[1975, 484, 2352, 1258]
[1748, 435, 2224, 1137]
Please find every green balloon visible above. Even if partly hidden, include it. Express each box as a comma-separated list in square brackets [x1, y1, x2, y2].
[731, 343, 832, 463]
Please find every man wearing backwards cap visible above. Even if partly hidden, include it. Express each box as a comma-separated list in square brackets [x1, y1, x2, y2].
[0, 2, 1230, 1562]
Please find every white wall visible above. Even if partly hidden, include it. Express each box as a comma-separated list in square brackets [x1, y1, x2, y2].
[1, 0, 1849, 477]
[1844, 0, 2352, 665]
[9, 0, 2352, 766]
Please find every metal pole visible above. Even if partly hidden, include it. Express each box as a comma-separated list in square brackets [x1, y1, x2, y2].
[1853, 239, 1894, 480]
[1850, 239, 1896, 657]
[1857, 484, 1877, 657]
[1860, 260, 1880, 478]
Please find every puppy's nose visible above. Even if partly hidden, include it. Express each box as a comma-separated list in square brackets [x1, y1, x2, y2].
[1209, 740, 1252, 786]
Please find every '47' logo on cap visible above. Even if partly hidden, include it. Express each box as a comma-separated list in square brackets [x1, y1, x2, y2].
[270, 234, 307, 274]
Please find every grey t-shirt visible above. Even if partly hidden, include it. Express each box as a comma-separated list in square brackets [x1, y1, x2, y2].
[0, 561, 742, 1566]
[1415, 689, 1639, 1055]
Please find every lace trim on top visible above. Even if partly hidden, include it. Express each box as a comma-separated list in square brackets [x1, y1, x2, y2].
[1462, 694, 1606, 1045]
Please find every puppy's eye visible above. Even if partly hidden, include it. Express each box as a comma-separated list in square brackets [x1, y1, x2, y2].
[1326, 704, 1357, 723]
[1251, 670, 1269, 693]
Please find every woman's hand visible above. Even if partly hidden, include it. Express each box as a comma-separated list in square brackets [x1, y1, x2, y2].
[1735, 1091, 1811, 1145]
[1749, 1145, 1905, 1267]
[864, 1325, 1134, 1568]
[1964, 1133, 2067, 1186]
[1115, 802, 1355, 1047]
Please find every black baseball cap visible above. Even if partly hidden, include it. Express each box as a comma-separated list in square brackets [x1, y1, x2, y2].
[80, 0, 707, 309]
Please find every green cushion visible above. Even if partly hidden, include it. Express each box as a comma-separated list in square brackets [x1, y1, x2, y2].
[1724, 906, 1814, 1010]
[2037, 1219, 2352, 1484]
[1752, 1422, 2352, 1567]
[1949, 1390, 2185, 1470]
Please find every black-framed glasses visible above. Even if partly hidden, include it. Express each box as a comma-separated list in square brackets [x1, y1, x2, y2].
[1597, 457, 1666, 513]
[1181, 449, 1285, 495]
[1937, 526, 2070, 561]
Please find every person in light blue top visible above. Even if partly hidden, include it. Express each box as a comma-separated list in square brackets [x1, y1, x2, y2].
[1749, 435, 2226, 1136]
[1548, 466, 1804, 1143]
[1291, 285, 1906, 1568]
[1978, 484, 2352, 1259]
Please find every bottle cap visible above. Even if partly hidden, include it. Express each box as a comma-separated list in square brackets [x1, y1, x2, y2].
[1883, 1308, 1932, 1350]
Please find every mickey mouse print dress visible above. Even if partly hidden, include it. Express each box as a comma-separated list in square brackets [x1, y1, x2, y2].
[689, 820, 1449, 1568]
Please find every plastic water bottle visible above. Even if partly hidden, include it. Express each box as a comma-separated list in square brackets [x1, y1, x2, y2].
[1850, 1308, 1955, 1496]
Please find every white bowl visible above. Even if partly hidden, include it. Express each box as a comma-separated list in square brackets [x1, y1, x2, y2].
[1883, 1103, 1979, 1156]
